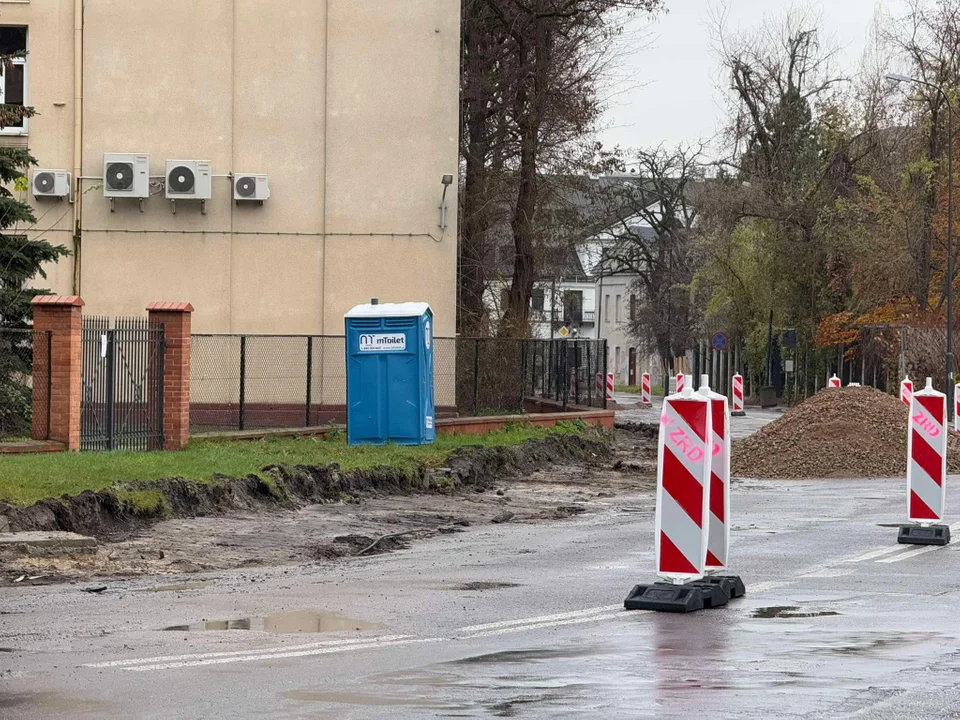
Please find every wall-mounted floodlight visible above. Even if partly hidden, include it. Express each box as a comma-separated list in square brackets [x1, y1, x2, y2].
[439, 174, 454, 230]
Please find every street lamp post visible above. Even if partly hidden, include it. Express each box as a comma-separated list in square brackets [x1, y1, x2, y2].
[887, 73, 955, 417]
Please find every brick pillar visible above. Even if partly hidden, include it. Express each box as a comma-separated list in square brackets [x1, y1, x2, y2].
[147, 302, 193, 450]
[30, 295, 84, 451]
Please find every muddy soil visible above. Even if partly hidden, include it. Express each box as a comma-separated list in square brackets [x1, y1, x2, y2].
[2, 430, 656, 583]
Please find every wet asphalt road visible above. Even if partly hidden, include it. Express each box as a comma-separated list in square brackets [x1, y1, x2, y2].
[5, 411, 960, 718]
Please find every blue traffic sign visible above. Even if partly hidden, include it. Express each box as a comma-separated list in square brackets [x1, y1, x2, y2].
[711, 332, 728, 352]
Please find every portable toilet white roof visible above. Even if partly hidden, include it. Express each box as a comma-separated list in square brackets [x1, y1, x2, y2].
[345, 302, 431, 319]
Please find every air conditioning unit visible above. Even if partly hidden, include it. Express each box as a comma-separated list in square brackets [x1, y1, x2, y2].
[32, 169, 71, 199]
[165, 160, 212, 200]
[233, 174, 269, 203]
[103, 153, 150, 198]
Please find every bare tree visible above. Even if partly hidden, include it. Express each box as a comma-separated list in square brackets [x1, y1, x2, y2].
[459, 0, 663, 338]
[591, 144, 704, 374]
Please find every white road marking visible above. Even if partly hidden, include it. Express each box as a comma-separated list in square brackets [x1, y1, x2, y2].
[876, 545, 942, 563]
[461, 611, 625, 639]
[124, 637, 442, 672]
[874, 521, 960, 563]
[455, 605, 621, 634]
[844, 546, 906, 563]
[85, 635, 412, 669]
[749, 580, 793, 593]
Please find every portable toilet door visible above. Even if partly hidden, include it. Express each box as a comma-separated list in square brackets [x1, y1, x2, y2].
[345, 302, 435, 446]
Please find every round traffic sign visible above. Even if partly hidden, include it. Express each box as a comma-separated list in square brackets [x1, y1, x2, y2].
[711, 332, 728, 352]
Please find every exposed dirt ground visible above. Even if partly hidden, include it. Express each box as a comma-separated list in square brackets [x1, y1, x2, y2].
[733, 386, 960, 479]
[2, 429, 657, 583]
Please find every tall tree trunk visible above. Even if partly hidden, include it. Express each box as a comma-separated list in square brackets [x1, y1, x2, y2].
[501, 24, 550, 338]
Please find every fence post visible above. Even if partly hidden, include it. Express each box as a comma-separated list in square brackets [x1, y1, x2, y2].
[587, 341, 593, 407]
[30, 295, 84, 450]
[519, 341, 527, 408]
[239, 335, 247, 431]
[602, 339, 608, 409]
[561, 340, 568, 411]
[146, 302, 193, 450]
[530, 341, 537, 397]
[305, 336, 313, 427]
[473, 338, 480, 413]
[105, 330, 116, 450]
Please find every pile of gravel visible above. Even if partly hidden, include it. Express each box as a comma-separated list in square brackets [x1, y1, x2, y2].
[732, 386, 960, 479]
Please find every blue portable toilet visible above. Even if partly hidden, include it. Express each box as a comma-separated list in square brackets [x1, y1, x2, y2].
[344, 301, 435, 446]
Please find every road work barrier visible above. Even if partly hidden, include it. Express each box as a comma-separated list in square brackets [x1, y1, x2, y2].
[676, 373, 685, 393]
[641, 373, 652, 406]
[624, 375, 744, 613]
[901, 377, 913, 406]
[605, 373, 614, 402]
[900, 378, 950, 546]
[731, 373, 745, 417]
[955, 383, 960, 434]
[829, 374, 841, 388]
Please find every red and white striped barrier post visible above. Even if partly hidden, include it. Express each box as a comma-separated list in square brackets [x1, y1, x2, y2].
[731, 373, 745, 417]
[625, 377, 743, 612]
[900, 377, 913, 406]
[656, 382, 710, 583]
[901, 378, 950, 545]
[676, 373, 685, 393]
[605, 373, 614, 402]
[641, 372, 652, 406]
[829, 374, 841, 388]
[954, 383, 960, 434]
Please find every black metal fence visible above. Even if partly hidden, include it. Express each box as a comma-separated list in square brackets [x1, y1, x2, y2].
[455, 337, 608, 415]
[190, 334, 606, 433]
[190, 335, 457, 432]
[81, 316, 165, 451]
[0, 329, 50, 442]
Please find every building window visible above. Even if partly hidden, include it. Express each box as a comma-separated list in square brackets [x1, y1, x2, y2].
[630, 294, 637, 321]
[531, 288, 545, 311]
[0, 27, 27, 135]
[563, 290, 583, 324]
[604, 295, 610, 323]
[615, 346, 621, 374]
[615, 295, 621, 323]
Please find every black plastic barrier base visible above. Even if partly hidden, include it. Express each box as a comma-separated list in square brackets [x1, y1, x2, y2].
[700, 574, 746, 600]
[898, 524, 950, 546]
[731, 411, 746, 417]
[624, 582, 704, 613]
[689, 580, 729, 609]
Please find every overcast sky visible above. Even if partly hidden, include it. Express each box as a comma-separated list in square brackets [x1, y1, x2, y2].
[598, 0, 911, 153]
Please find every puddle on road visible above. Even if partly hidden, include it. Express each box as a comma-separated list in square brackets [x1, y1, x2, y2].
[454, 581, 522, 591]
[163, 610, 383, 634]
[143, 582, 214, 593]
[752, 606, 841, 619]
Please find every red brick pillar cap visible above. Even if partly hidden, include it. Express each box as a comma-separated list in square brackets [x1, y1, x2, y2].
[146, 302, 194, 313]
[31, 295, 85, 307]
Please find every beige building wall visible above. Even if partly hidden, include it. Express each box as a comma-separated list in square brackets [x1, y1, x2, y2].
[12, 0, 459, 344]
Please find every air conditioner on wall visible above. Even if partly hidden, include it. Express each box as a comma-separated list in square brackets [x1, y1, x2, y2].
[103, 153, 150, 199]
[165, 160, 212, 200]
[233, 174, 269, 203]
[32, 169, 71, 199]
